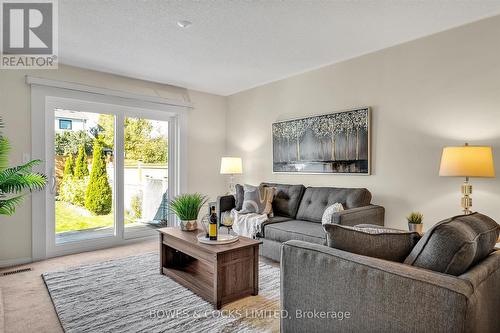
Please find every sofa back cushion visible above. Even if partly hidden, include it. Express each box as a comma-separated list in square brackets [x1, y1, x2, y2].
[296, 187, 372, 223]
[234, 184, 244, 211]
[324, 224, 421, 262]
[404, 212, 500, 276]
[260, 183, 305, 218]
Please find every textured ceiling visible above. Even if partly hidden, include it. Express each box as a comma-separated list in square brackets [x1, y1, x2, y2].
[59, 1, 500, 96]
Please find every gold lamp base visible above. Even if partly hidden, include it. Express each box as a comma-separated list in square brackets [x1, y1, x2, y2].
[461, 177, 472, 215]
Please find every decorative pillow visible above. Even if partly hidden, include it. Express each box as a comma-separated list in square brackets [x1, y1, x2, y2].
[321, 203, 344, 224]
[323, 224, 421, 262]
[240, 185, 275, 215]
[234, 184, 244, 211]
[404, 212, 500, 276]
[260, 183, 306, 218]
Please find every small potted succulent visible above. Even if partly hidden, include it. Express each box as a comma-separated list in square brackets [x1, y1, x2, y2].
[407, 212, 424, 234]
[169, 193, 208, 231]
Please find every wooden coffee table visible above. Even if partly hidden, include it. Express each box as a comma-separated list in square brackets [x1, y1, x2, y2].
[158, 227, 262, 309]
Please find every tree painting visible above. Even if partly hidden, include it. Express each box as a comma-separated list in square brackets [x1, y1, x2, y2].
[340, 112, 354, 160]
[272, 108, 370, 174]
[351, 109, 368, 160]
[328, 113, 343, 161]
[272, 122, 284, 162]
[311, 116, 330, 160]
[280, 121, 295, 162]
[292, 119, 308, 161]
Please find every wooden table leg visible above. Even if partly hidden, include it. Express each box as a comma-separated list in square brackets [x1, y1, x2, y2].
[214, 255, 222, 309]
[252, 245, 259, 296]
[159, 233, 165, 275]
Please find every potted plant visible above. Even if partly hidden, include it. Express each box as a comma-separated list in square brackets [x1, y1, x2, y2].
[168, 193, 208, 231]
[0, 117, 47, 215]
[407, 212, 424, 234]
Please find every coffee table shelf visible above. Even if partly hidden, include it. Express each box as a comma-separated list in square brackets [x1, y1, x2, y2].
[158, 227, 261, 309]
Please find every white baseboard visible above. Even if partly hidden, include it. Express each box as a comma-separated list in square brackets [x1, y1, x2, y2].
[0, 257, 32, 269]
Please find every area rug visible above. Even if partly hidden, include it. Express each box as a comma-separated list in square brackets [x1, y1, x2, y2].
[42, 253, 280, 333]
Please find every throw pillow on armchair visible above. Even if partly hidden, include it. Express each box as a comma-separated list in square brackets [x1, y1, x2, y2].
[324, 224, 421, 262]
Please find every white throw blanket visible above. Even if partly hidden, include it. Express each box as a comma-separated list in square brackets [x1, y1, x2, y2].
[229, 209, 268, 238]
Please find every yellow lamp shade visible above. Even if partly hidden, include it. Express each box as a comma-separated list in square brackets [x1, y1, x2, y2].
[220, 157, 243, 174]
[439, 145, 495, 178]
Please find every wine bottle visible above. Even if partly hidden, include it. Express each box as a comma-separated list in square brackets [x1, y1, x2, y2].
[209, 206, 218, 241]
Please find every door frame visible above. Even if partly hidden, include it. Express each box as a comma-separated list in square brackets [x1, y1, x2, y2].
[29, 77, 189, 260]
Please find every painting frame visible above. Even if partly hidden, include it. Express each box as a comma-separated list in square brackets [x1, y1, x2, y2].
[272, 107, 371, 175]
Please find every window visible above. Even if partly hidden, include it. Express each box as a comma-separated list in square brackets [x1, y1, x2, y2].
[59, 119, 72, 130]
[29, 76, 188, 259]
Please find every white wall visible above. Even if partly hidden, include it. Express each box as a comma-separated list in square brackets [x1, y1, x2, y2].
[226, 15, 500, 230]
[0, 64, 227, 263]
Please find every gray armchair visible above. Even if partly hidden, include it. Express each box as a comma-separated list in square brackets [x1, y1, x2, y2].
[281, 240, 500, 333]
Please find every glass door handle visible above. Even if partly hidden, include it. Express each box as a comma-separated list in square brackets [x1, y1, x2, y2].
[51, 168, 56, 194]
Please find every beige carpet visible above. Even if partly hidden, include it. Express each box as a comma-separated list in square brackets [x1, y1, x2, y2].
[0, 239, 279, 333]
[0, 239, 157, 333]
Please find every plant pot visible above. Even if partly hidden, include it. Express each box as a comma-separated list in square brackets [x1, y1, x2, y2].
[408, 223, 423, 234]
[180, 219, 198, 231]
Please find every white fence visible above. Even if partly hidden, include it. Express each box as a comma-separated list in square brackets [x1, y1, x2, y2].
[107, 163, 168, 221]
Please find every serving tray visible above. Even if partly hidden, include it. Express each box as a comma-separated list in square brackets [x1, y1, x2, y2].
[197, 233, 239, 245]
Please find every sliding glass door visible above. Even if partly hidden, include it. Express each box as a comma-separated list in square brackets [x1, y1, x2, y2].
[54, 109, 116, 244]
[44, 97, 174, 256]
[123, 117, 169, 238]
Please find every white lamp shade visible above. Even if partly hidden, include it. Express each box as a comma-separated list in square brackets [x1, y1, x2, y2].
[439, 145, 495, 178]
[220, 157, 243, 174]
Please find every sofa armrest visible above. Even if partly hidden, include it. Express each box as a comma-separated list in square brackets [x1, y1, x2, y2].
[216, 195, 235, 223]
[332, 204, 385, 226]
[281, 240, 473, 333]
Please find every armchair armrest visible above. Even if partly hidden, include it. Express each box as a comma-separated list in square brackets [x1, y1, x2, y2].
[332, 204, 385, 226]
[216, 194, 235, 224]
[281, 240, 473, 333]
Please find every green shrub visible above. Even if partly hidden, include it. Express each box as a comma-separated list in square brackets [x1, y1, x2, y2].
[59, 177, 87, 206]
[74, 145, 89, 179]
[85, 143, 112, 215]
[130, 192, 142, 219]
[55, 130, 93, 157]
[63, 155, 74, 177]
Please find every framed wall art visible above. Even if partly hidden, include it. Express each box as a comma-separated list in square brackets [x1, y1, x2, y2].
[272, 107, 370, 174]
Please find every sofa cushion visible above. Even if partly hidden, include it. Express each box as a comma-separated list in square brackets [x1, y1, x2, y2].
[264, 220, 326, 245]
[267, 216, 293, 224]
[321, 203, 344, 224]
[261, 183, 305, 218]
[240, 184, 275, 214]
[234, 184, 244, 211]
[258, 215, 293, 238]
[404, 212, 500, 276]
[324, 224, 421, 262]
[296, 187, 372, 223]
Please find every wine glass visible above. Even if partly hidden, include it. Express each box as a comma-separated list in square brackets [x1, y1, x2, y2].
[221, 215, 234, 235]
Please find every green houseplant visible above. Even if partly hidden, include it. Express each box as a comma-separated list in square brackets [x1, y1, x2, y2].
[169, 193, 207, 231]
[407, 212, 424, 234]
[0, 117, 47, 216]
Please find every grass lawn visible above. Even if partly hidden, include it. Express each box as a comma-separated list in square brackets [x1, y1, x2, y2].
[55, 201, 134, 233]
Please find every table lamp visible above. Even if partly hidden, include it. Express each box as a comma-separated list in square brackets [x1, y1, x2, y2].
[220, 157, 242, 194]
[439, 143, 495, 215]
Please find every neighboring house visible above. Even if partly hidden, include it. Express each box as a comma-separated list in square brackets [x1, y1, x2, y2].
[54, 109, 88, 132]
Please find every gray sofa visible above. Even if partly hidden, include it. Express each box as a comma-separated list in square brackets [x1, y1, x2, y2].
[281, 213, 500, 333]
[217, 182, 385, 261]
